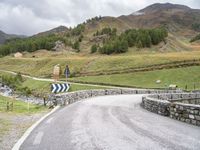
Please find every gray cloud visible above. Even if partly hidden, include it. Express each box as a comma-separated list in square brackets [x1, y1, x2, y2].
[0, 0, 199, 35]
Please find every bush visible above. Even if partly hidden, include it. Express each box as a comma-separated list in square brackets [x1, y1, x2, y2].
[91, 44, 98, 53]
[72, 41, 80, 52]
[71, 24, 85, 36]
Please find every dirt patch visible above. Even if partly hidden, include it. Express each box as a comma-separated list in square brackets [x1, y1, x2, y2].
[0, 111, 48, 150]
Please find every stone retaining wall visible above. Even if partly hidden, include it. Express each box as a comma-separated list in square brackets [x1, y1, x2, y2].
[141, 97, 170, 116]
[148, 93, 200, 101]
[170, 103, 200, 126]
[52, 89, 181, 106]
[142, 93, 200, 127]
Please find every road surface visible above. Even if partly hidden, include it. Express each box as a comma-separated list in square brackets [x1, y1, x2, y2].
[20, 95, 200, 150]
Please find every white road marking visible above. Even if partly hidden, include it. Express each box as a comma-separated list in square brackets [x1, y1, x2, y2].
[46, 117, 54, 124]
[12, 106, 60, 150]
[33, 132, 44, 145]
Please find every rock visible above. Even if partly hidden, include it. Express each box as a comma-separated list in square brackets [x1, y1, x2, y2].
[195, 115, 200, 121]
[189, 114, 195, 119]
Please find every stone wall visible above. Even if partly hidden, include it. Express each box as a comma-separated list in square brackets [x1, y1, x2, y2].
[141, 97, 170, 116]
[52, 89, 181, 106]
[142, 93, 200, 127]
[169, 103, 200, 126]
[148, 93, 200, 101]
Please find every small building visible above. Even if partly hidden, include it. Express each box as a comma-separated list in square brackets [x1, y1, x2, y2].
[14, 52, 23, 58]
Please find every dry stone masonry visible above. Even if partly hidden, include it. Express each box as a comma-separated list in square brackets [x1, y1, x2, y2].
[52, 89, 181, 106]
[142, 93, 200, 127]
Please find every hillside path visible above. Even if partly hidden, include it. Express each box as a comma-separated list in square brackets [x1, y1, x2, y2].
[0, 70, 126, 89]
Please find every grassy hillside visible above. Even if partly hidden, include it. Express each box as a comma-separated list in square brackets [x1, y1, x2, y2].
[0, 4, 199, 91]
[0, 95, 47, 113]
[71, 66, 200, 90]
[1, 50, 200, 77]
[0, 72, 107, 98]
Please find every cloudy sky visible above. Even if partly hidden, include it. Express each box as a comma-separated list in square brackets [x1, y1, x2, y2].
[0, 0, 199, 35]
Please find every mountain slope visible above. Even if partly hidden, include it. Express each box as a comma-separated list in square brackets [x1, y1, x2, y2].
[1, 3, 200, 54]
[0, 30, 25, 44]
[119, 3, 200, 31]
[33, 25, 69, 37]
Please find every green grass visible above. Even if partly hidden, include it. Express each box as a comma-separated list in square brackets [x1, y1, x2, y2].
[22, 79, 52, 96]
[1, 50, 200, 77]
[0, 95, 48, 114]
[72, 66, 200, 90]
[0, 72, 107, 97]
[69, 84, 105, 91]
[21, 78, 106, 94]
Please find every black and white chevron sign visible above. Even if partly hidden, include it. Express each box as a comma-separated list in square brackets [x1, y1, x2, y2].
[51, 83, 70, 93]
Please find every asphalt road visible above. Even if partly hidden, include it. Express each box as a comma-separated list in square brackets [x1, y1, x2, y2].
[20, 95, 200, 150]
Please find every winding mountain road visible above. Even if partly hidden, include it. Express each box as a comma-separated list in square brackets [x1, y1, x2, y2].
[19, 95, 200, 150]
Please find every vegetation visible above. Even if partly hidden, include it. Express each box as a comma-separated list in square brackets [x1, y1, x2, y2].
[98, 27, 168, 55]
[0, 72, 107, 97]
[192, 23, 200, 32]
[1, 50, 200, 77]
[94, 27, 117, 36]
[99, 37, 128, 54]
[72, 66, 200, 90]
[190, 34, 200, 43]
[71, 24, 85, 36]
[86, 16, 102, 24]
[72, 40, 80, 52]
[0, 23, 86, 56]
[0, 73, 32, 95]
[0, 95, 48, 113]
[90, 44, 98, 53]
[0, 34, 63, 56]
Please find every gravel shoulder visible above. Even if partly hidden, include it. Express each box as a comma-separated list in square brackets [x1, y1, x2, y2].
[0, 111, 48, 150]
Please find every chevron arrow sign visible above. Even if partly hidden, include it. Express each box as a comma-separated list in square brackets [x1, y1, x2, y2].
[51, 83, 70, 93]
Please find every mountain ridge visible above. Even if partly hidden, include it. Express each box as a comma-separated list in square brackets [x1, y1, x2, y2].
[0, 2, 199, 55]
[0, 30, 25, 44]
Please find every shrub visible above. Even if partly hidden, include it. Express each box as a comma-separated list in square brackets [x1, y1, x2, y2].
[91, 44, 98, 53]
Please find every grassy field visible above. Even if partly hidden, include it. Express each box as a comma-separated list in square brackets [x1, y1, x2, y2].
[0, 71, 107, 97]
[0, 95, 48, 114]
[0, 95, 50, 149]
[22, 78, 106, 95]
[1, 50, 200, 77]
[72, 66, 200, 90]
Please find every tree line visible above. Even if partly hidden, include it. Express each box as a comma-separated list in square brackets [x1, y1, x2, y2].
[93, 27, 117, 36]
[91, 27, 168, 54]
[0, 34, 64, 56]
[0, 23, 86, 57]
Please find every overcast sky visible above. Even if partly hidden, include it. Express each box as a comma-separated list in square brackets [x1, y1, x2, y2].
[0, 0, 199, 35]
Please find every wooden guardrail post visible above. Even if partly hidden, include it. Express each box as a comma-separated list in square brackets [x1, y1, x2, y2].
[10, 101, 13, 111]
[6, 101, 9, 111]
[43, 96, 47, 106]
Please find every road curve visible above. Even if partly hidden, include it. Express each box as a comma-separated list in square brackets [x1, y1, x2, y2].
[20, 95, 200, 150]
